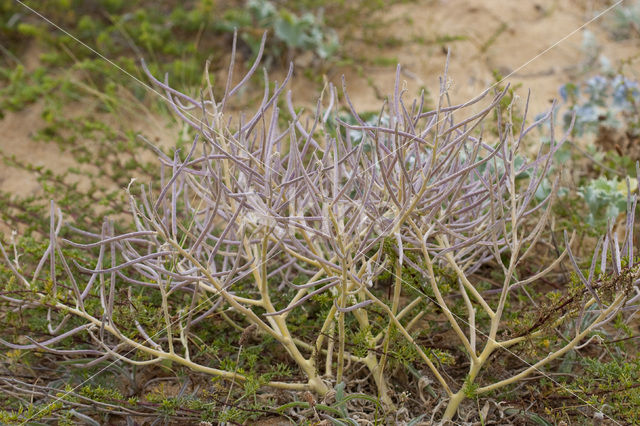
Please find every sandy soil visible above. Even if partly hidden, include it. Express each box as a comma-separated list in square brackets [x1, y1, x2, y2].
[324, 0, 639, 115]
[1, 0, 638, 204]
[0, 84, 172, 202]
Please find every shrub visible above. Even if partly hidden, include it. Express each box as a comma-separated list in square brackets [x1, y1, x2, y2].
[1, 37, 639, 422]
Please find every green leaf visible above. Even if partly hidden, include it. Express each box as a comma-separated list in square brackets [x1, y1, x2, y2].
[274, 10, 304, 48]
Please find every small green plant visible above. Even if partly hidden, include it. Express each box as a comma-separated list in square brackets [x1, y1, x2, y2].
[245, 0, 340, 60]
[556, 73, 640, 228]
[556, 351, 640, 423]
[560, 74, 640, 138]
[602, 0, 640, 40]
[579, 176, 638, 224]
[276, 382, 381, 424]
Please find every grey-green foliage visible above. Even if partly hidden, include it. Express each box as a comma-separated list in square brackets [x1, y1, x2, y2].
[558, 73, 640, 224]
[560, 75, 640, 137]
[275, 382, 381, 424]
[247, 0, 339, 59]
[579, 176, 636, 225]
[603, 0, 640, 40]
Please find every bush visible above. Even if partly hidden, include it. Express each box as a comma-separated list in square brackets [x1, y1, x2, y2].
[1, 38, 639, 423]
